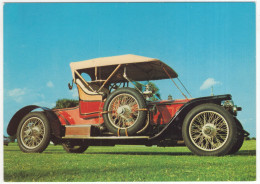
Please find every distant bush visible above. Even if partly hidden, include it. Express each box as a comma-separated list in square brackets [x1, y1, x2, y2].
[53, 99, 79, 109]
[244, 137, 250, 140]
[244, 137, 256, 141]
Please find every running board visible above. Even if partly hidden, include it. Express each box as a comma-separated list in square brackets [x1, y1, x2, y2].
[62, 135, 150, 140]
[63, 125, 149, 140]
[64, 124, 98, 138]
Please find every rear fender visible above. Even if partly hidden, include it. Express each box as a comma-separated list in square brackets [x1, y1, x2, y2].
[7, 105, 63, 138]
[149, 94, 232, 141]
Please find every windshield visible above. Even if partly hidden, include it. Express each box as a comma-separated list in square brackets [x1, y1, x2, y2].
[126, 78, 191, 101]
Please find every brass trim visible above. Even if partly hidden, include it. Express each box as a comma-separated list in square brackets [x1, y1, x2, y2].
[62, 136, 150, 139]
[65, 125, 91, 128]
[98, 64, 122, 92]
[137, 108, 148, 111]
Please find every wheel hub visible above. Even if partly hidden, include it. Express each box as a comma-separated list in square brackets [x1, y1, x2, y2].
[202, 124, 216, 137]
[117, 105, 131, 115]
[117, 106, 125, 114]
[32, 127, 40, 136]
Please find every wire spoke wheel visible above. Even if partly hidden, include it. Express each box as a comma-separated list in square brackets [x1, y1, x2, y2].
[103, 87, 147, 136]
[182, 103, 237, 156]
[108, 93, 140, 129]
[189, 111, 229, 151]
[20, 117, 46, 149]
[17, 112, 51, 153]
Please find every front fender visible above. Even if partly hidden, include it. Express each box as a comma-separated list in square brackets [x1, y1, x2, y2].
[7, 105, 63, 138]
[149, 94, 232, 141]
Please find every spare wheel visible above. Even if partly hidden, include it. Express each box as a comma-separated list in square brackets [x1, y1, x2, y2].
[103, 87, 147, 136]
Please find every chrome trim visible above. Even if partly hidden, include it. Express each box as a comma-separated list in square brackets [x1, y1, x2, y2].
[222, 100, 241, 116]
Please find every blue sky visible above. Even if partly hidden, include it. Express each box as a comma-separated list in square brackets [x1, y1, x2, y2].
[3, 2, 256, 136]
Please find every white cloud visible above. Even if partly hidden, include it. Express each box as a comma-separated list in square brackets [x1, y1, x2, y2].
[47, 81, 54, 88]
[8, 88, 27, 102]
[200, 78, 221, 90]
[8, 88, 26, 97]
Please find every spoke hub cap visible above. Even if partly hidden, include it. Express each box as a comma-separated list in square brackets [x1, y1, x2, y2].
[202, 124, 216, 137]
[117, 105, 130, 115]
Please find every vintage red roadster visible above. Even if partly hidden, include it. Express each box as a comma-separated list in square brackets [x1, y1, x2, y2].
[7, 54, 249, 156]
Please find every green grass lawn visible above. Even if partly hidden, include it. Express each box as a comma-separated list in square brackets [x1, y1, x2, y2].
[4, 140, 256, 182]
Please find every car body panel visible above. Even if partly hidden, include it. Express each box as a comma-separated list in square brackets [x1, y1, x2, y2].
[79, 100, 104, 117]
[53, 107, 102, 126]
[148, 99, 190, 125]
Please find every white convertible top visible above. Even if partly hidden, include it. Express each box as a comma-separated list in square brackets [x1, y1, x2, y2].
[70, 54, 178, 82]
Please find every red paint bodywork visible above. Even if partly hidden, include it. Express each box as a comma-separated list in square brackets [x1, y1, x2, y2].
[79, 101, 104, 117]
[148, 99, 190, 125]
[53, 99, 190, 126]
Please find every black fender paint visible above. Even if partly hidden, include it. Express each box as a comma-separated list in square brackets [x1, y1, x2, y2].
[7, 105, 63, 138]
[148, 94, 232, 141]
